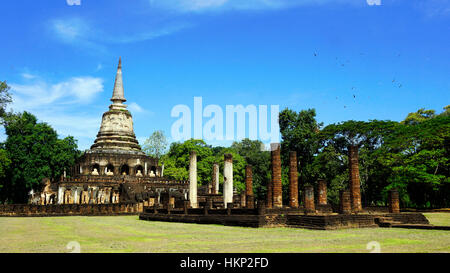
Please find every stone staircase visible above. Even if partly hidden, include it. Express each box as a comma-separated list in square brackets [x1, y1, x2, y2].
[375, 215, 437, 229]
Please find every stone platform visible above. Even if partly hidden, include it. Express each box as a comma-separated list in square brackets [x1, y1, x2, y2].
[138, 207, 430, 230]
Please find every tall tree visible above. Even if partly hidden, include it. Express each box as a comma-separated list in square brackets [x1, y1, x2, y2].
[380, 115, 450, 208]
[279, 108, 322, 185]
[1, 112, 80, 203]
[143, 130, 168, 160]
[231, 139, 271, 199]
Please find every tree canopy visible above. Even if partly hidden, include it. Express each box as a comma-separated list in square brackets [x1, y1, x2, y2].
[0, 112, 80, 203]
[143, 130, 168, 160]
[278, 107, 450, 208]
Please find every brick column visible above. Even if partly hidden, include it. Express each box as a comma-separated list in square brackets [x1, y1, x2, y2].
[257, 200, 266, 215]
[303, 185, 315, 214]
[289, 151, 299, 208]
[212, 163, 219, 194]
[183, 200, 189, 214]
[271, 143, 282, 208]
[245, 165, 254, 209]
[317, 179, 327, 205]
[223, 154, 233, 208]
[266, 178, 273, 209]
[189, 151, 198, 208]
[388, 189, 400, 213]
[339, 190, 351, 214]
[348, 145, 362, 212]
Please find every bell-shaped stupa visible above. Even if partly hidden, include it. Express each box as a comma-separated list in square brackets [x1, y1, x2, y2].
[90, 58, 143, 153]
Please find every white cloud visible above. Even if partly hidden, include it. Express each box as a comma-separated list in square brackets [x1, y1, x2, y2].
[111, 23, 193, 44]
[8, 75, 105, 150]
[49, 18, 190, 50]
[52, 18, 89, 42]
[21, 73, 37, 80]
[10, 76, 104, 111]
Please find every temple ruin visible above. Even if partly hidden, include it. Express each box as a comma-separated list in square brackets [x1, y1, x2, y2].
[0, 59, 433, 230]
[27, 58, 192, 208]
[139, 143, 431, 230]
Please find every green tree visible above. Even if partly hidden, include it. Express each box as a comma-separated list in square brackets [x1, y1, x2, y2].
[231, 139, 271, 200]
[143, 130, 168, 160]
[402, 108, 436, 125]
[0, 112, 80, 203]
[438, 105, 450, 117]
[0, 81, 12, 119]
[161, 139, 214, 185]
[279, 108, 323, 186]
[380, 115, 450, 208]
[318, 120, 400, 206]
[0, 149, 11, 192]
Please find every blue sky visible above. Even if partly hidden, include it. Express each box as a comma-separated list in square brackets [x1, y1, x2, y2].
[0, 0, 449, 150]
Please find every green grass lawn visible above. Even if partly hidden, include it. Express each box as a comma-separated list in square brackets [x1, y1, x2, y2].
[0, 213, 449, 253]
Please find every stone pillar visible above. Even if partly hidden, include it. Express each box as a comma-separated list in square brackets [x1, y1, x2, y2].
[57, 187, 65, 204]
[271, 143, 282, 208]
[227, 202, 233, 216]
[303, 185, 315, 214]
[169, 197, 175, 209]
[189, 151, 198, 208]
[388, 189, 400, 213]
[223, 154, 233, 208]
[240, 192, 246, 208]
[289, 151, 299, 208]
[317, 179, 327, 205]
[212, 163, 219, 194]
[348, 145, 362, 213]
[206, 197, 213, 210]
[339, 190, 351, 214]
[245, 165, 254, 209]
[183, 200, 189, 215]
[266, 177, 273, 209]
[257, 200, 266, 215]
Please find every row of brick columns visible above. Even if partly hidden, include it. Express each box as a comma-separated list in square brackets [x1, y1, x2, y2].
[267, 144, 325, 211]
[188, 144, 400, 214]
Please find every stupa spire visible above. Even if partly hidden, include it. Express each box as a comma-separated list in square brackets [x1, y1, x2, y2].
[110, 57, 126, 110]
[91, 57, 142, 153]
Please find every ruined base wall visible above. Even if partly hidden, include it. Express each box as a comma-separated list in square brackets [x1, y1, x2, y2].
[138, 207, 430, 230]
[0, 203, 143, 217]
